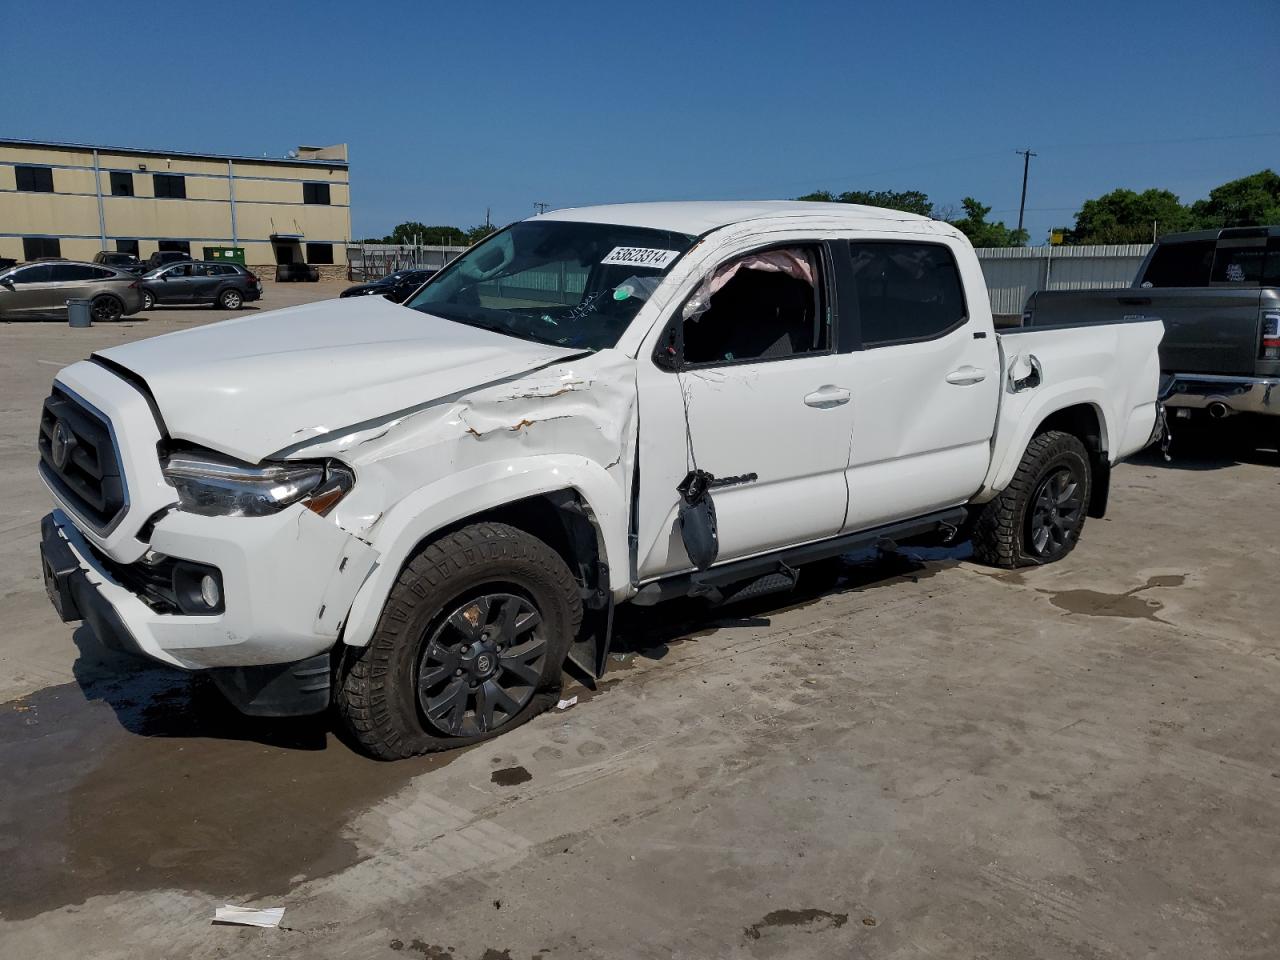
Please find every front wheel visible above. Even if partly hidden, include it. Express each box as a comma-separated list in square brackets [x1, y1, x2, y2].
[972, 430, 1091, 568]
[334, 523, 581, 760]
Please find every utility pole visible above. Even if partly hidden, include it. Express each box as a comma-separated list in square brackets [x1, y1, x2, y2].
[1015, 148, 1036, 234]
[533, 201, 550, 215]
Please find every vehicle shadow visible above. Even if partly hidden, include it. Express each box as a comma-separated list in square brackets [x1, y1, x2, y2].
[68, 625, 329, 750]
[1131, 425, 1280, 472]
[141, 305, 262, 314]
[608, 543, 968, 665]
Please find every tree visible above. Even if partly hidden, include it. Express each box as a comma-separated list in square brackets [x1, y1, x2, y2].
[1189, 170, 1280, 228]
[949, 197, 1028, 247]
[464, 223, 498, 245]
[796, 188, 934, 217]
[1069, 188, 1191, 244]
[383, 222, 470, 246]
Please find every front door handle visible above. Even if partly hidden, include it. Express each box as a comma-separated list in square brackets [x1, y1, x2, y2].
[946, 366, 987, 385]
[803, 385, 851, 408]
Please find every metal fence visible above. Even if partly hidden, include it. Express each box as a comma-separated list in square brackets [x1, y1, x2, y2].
[975, 244, 1151, 318]
[348, 241, 1155, 322]
[347, 243, 467, 281]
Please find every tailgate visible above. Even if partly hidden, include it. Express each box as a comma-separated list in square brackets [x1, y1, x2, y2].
[1028, 288, 1264, 376]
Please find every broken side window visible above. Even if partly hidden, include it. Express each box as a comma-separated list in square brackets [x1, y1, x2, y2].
[680, 247, 826, 366]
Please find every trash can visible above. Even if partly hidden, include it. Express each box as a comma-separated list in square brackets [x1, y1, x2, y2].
[66, 298, 92, 328]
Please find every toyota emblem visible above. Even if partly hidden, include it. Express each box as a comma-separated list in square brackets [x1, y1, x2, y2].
[50, 420, 75, 470]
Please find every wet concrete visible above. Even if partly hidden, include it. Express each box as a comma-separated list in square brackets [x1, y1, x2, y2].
[743, 908, 849, 940]
[3, 429, 1280, 956]
[1043, 573, 1187, 621]
[0, 641, 458, 921]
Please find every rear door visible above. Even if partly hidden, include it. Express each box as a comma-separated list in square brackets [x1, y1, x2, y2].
[189, 263, 224, 302]
[840, 238, 1001, 531]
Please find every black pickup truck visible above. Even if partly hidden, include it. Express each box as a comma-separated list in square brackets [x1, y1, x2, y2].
[1023, 227, 1280, 446]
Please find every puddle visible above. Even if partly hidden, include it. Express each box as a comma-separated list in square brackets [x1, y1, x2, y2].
[1043, 575, 1185, 621]
[0, 655, 458, 921]
[490, 765, 532, 786]
[744, 907, 849, 940]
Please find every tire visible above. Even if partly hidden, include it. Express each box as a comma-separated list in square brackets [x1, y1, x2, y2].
[334, 523, 581, 760]
[972, 430, 1091, 568]
[217, 288, 244, 310]
[90, 294, 123, 323]
[141, 290, 155, 311]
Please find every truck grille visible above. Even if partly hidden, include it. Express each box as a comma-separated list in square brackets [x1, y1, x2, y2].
[38, 386, 128, 530]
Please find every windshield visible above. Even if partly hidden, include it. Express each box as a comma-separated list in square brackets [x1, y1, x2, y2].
[406, 220, 695, 351]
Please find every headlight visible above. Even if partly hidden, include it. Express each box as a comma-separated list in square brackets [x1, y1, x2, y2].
[162, 450, 354, 518]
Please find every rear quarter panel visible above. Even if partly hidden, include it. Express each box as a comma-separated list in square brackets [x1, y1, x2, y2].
[978, 319, 1163, 500]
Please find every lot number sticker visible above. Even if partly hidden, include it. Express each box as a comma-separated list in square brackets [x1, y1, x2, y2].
[601, 247, 679, 269]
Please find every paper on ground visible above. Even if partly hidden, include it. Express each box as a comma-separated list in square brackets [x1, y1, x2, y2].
[556, 696, 578, 710]
[213, 904, 285, 928]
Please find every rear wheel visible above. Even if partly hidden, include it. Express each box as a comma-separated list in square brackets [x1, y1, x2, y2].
[334, 523, 580, 760]
[972, 430, 1091, 568]
[217, 288, 244, 310]
[90, 295, 124, 322]
[141, 290, 155, 311]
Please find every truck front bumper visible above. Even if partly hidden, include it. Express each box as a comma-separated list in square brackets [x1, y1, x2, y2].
[1160, 373, 1280, 417]
[39, 506, 378, 715]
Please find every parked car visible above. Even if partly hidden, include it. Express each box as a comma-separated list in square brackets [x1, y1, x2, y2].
[0, 260, 143, 321]
[37, 201, 1164, 758]
[341, 269, 438, 303]
[1023, 226, 1279, 445]
[139, 261, 262, 310]
[143, 250, 193, 272]
[92, 251, 143, 275]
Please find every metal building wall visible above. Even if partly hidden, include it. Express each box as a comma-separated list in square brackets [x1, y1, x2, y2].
[975, 244, 1152, 318]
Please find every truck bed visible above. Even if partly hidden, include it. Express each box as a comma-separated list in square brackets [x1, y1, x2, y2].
[1025, 287, 1278, 378]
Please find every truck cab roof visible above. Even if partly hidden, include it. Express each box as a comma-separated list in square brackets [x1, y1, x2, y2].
[534, 200, 937, 236]
[1156, 225, 1280, 245]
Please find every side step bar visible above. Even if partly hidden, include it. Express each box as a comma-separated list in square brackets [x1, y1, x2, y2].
[631, 507, 967, 607]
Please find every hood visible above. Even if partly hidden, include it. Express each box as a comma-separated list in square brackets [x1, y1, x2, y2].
[95, 295, 582, 461]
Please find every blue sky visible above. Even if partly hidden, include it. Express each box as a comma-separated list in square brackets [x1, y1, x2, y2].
[4, 0, 1276, 244]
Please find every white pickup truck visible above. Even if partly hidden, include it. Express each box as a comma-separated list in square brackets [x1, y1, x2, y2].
[38, 201, 1164, 758]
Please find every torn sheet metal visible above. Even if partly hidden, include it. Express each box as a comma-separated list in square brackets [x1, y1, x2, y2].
[301, 351, 639, 551]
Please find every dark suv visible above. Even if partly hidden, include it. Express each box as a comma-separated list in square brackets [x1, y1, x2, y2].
[139, 261, 262, 310]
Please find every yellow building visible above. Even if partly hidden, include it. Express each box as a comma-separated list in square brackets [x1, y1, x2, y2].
[0, 138, 351, 279]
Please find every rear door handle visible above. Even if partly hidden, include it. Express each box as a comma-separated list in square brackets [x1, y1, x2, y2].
[946, 366, 987, 385]
[803, 385, 851, 408]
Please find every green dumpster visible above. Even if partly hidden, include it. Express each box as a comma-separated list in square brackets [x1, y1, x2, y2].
[202, 246, 246, 264]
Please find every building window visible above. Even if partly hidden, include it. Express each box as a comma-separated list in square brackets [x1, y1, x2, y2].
[109, 171, 134, 197]
[158, 240, 191, 254]
[153, 173, 186, 199]
[303, 182, 331, 205]
[306, 242, 334, 264]
[115, 239, 140, 256]
[16, 166, 55, 193]
[22, 237, 61, 260]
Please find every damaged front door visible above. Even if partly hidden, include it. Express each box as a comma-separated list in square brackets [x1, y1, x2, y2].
[634, 245, 855, 579]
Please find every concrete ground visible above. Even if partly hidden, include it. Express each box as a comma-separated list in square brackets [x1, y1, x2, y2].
[2, 294, 1279, 958]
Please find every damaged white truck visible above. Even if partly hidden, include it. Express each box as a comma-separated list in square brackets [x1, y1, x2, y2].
[38, 201, 1165, 758]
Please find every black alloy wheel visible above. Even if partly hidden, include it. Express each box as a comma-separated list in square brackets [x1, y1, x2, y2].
[90, 295, 123, 322]
[417, 592, 547, 738]
[1026, 464, 1085, 559]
